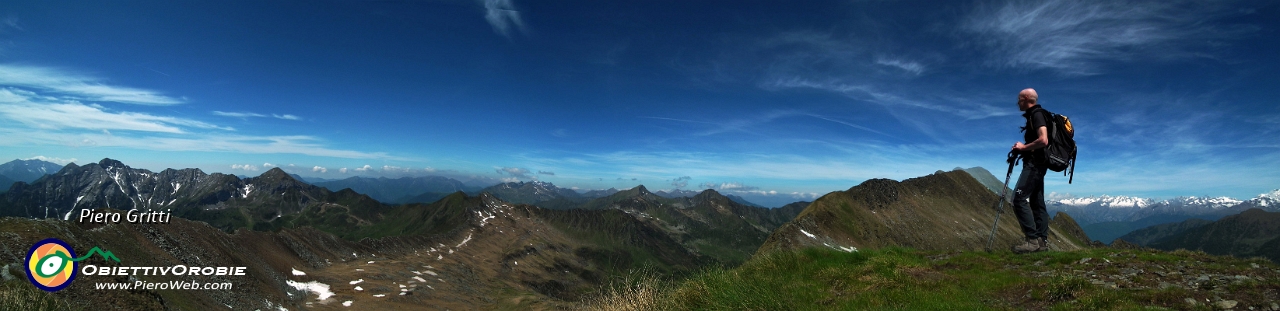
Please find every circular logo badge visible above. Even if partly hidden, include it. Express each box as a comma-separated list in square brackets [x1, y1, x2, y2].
[26, 238, 78, 292]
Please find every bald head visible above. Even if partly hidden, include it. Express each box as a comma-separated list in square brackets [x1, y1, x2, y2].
[1018, 88, 1038, 111]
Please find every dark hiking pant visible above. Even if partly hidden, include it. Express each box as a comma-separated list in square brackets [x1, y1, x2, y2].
[1013, 161, 1049, 240]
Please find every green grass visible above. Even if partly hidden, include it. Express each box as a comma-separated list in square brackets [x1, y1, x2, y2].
[0, 280, 82, 311]
[580, 247, 1280, 311]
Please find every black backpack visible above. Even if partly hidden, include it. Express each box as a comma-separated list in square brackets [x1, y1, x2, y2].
[1033, 107, 1077, 183]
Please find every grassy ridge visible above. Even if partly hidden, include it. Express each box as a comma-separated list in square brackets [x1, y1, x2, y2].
[581, 247, 1280, 311]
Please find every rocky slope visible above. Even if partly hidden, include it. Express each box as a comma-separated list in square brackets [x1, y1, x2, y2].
[757, 169, 1092, 255]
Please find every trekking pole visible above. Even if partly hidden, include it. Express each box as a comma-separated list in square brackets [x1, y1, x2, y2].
[985, 151, 1021, 252]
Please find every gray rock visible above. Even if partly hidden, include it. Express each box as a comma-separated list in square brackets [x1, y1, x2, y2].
[1079, 257, 1092, 264]
[1216, 300, 1238, 309]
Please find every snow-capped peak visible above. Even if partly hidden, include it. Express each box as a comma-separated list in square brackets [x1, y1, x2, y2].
[1249, 189, 1280, 207]
[1053, 195, 1153, 209]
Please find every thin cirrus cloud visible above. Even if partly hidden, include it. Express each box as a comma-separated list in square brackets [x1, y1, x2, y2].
[0, 65, 394, 160]
[213, 111, 302, 121]
[0, 64, 184, 105]
[961, 0, 1257, 75]
[0, 128, 396, 159]
[495, 166, 535, 180]
[480, 0, 528, 38]
[0, 88, 231, 133]
[874, 57, 925, 75]
[764, 78, 1010, 121]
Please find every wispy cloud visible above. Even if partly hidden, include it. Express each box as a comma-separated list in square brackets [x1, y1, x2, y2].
[0, 128, 396, 159]
[0, 64, 184, 105]
[702, 182, 760, 191]
[644, 110, 898, 139]
[0, 69, 389, 159]
[214, 111, 302, 121]
[355, 165, 373, 172]
[312, 166, 327, 173]
[231, 164, 260, 171]
[765, 78, 1011, 120]
[671, 176, 691, 189]
[213, 111, 265, 118]
[0, 17, 22, 33]
[962, 0, 1257, 75]
[495, 166, 535, 180]
[480, 0, 528, 38]
[875, 57, 925, 75]
[0, 88, 230, 133]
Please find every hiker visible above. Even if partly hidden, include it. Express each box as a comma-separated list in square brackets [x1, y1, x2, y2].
[1010, 88, 1050, 254]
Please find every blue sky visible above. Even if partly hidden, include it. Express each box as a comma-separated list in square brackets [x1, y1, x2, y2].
[0, 0, 1277, 207]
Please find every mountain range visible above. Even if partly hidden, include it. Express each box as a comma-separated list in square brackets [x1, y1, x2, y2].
[5, 158, 1276, 309]
[1123, 208, 1280, 263]
[0, 158, 811, 308]
[312, 175, 482, 204]
[1048, 190, 1280, 243]
[0, 159, 65, 184]
[0, 158, 386, 232]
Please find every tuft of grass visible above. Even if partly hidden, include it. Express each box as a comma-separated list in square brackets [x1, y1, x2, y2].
[0, 281, 82, 311]
[576, 268, 672, 311]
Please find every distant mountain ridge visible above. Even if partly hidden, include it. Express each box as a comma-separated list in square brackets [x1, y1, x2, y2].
[0, 174, 11, 193]
[0, 158, 64, 183]
[479, 181, 583, 205]
[1144, 208, 1280, 263]
[313, 175, 480, 203]
[1049, 191, 1279, 243]
[1115, 218, 1214, 246]
[961, 165, 1279, 244]
[1049, 194, 1239, 225]
[561, 185, 805, 265]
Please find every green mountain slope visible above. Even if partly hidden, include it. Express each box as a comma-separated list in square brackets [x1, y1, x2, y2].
[1150, 208, 1280, 262]
[568, 185, 804, 266]
[1115, 218, 1213, 246]
[583, 247, 1280, 311]
[758, 169, 1091, 255]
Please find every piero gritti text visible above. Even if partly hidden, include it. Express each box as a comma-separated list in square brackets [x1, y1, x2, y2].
[78, 209, 173, 224]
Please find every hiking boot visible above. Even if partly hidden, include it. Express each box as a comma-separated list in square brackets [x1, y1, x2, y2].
[1037, 239, 1050, 252]
[1012, 238, 1040, 254]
